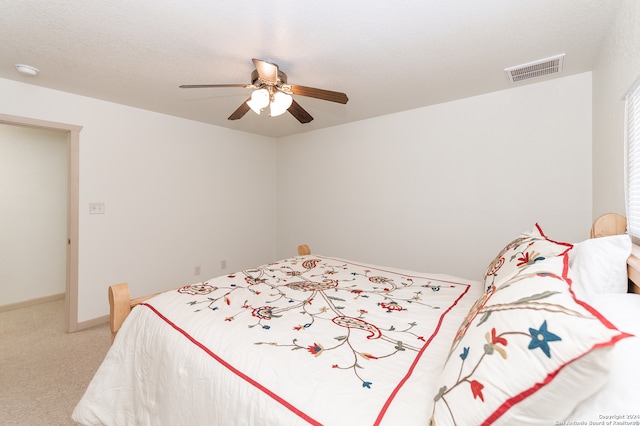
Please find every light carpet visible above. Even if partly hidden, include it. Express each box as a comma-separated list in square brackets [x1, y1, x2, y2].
[0, 300, 110, 425]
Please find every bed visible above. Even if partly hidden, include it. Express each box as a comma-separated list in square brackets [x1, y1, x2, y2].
[73, 215, 640, 425]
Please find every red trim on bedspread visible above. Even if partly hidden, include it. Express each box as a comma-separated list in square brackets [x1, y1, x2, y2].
[143, 279, 473, 426]
[141, 302, 323, 426]
[373, 283, 472, 425]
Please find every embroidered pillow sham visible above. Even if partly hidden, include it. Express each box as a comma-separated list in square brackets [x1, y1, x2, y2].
[431, 255, 630, 425]
[483, 224, 572, 292]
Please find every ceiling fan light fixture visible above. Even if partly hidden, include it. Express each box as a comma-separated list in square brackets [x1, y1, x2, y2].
[180, 58, 348, 123]
[269, 91, 293, 117]
[247, 88, 270, 114]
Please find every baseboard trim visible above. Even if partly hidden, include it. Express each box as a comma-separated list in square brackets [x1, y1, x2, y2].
[76, 314, 109, 331]
[0, 293, 65, 313]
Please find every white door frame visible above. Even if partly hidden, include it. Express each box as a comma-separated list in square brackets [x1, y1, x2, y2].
[0, 113, 82, 332]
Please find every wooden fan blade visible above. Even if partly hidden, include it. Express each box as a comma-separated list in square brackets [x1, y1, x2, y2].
[228, 97, 252, 120]
[179, 84, 251, 89]
[288, 99, 313, 123]
[290, 85, 348, 104]
[252, 58, 279, 83]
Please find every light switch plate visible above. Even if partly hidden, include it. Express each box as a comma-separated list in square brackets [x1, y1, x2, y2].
[89, 202, 105, 214]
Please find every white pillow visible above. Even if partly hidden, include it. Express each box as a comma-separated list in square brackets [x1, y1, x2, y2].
[567, 293, 640, 419]
[569, 235, 631, 300]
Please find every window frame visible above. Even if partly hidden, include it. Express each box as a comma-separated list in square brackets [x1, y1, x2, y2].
[625, 79, 640, 243]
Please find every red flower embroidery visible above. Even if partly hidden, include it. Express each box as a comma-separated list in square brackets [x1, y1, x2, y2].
[470, 380, 485, 402]
[307, 343, 324, 357]
[516, 252, 530, 267]
[252, 306, 275, 320]
[380, 301, 403, 312]
[485, 328, 508, 359]
[517, 250, 544, 267]
[491, 328, 508, 346]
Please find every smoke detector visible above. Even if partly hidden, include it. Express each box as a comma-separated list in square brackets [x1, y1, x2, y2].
[504, 54, 565, 83]
[15, 64, 39, 76]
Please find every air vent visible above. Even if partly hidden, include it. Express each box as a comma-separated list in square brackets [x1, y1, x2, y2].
[505, 54, 565, 83]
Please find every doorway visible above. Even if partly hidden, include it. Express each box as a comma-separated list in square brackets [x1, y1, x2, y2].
[0, 113, 81, 333]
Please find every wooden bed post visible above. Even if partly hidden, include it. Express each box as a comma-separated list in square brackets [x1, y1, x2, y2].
[298, 244, 311, 255]
[590, 213, 627, 238]
[109, 283, 131, 343]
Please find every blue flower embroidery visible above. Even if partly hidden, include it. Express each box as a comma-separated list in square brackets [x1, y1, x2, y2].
[528, 320, 561, 358]
[362, 381, 372, 389]
[460, 347, 469, 361]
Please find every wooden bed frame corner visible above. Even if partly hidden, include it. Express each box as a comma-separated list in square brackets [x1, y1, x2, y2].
[108, 244, 313, 342]
[109, 283, 163, 342]
[627, 244, 640, 291]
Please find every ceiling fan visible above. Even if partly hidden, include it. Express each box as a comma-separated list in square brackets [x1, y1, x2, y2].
[179, 58, 348, 124]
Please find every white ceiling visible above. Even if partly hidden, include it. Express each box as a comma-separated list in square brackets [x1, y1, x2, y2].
[0, 1, 621, 138]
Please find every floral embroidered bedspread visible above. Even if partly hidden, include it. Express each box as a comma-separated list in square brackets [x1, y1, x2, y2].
[74, 255, 482, 426]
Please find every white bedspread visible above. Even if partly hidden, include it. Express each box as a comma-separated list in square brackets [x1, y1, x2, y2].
[73, 255, 482, 425]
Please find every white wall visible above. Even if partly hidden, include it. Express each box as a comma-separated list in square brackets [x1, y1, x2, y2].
[0, 78, 278, 322]
[0, 70, 593, 323]
[0, 124, 67, 305]
[276, 73, 593, 280]
[592, 0, 640, 218]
